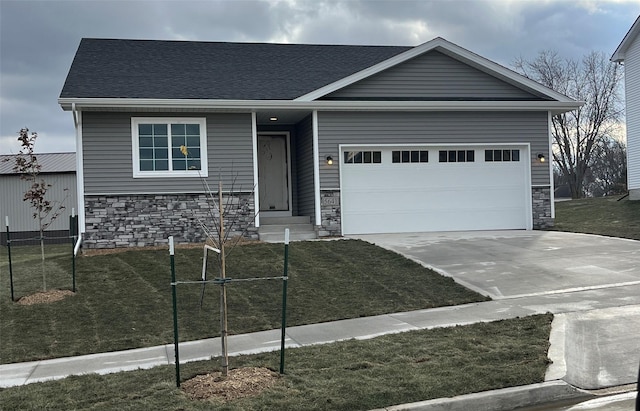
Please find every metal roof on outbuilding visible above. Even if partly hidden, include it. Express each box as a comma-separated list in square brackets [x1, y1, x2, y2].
[0, 153, 76, 174]
[59, 39, 411, 100]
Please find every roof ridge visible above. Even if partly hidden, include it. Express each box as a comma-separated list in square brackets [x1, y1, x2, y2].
[79, 37, 413, 48]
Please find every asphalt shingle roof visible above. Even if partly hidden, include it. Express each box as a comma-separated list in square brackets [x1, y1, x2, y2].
[60, 39, 411, 100]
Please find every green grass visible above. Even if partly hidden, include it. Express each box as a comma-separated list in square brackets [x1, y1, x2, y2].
[0, 314, 553, 411]
[0, 239, 489, 364]
[0, 243, 73, 295]
[553, 196, 640, 240]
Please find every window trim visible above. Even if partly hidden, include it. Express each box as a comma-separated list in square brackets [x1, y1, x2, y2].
[131, 117, 208, 178]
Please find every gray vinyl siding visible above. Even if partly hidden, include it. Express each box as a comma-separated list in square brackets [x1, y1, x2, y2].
[625, 32, 640, 191]
[324, 51, 544, 101]
[1, 173, 77, 232]
[295, 115, 316, 219]
[317, 111, 550, 187]
[82, 112, 254, 194]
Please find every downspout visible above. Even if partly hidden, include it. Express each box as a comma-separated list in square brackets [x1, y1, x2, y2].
[72, 103, 86, 235]
[312, 110, 321, 227]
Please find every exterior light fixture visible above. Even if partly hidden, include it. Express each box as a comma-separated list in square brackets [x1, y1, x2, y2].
[270, 117, 278, 121]
[326, 155, 333, 165]
[537, 153, 546, 163]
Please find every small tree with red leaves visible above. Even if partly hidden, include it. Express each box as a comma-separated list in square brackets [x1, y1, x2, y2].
[7, 128, 68, 291]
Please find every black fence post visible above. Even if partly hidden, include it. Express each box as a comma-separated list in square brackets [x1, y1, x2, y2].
[6, 217, 15, 302]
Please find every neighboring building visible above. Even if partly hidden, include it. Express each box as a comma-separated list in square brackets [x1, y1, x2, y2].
[0, 153, 77, 245]
[612, 15, 640, 200]
[58, 37, 581, 248]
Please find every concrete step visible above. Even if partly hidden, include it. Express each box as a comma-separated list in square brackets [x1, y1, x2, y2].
[258, 215, 316, 242]
[260, 216, 311, 225]
[258, 223, 314, 235]
[259, 231, 318, 243]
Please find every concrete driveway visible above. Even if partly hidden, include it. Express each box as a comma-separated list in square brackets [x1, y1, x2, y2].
[351, 230, 640, 300]
[352, 230, 640, 391]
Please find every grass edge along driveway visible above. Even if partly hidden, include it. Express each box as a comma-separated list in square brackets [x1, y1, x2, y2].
[1, 239, 489, 364]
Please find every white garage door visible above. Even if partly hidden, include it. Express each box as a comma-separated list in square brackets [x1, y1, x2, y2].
[340, 146, 530, 234]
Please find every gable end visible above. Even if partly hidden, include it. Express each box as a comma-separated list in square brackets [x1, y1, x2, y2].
[322, 50, 549, 101]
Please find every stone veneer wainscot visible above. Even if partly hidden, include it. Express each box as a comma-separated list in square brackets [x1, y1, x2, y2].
[532, 187, 553, 229]
[319, 190, 342, 237]
[83, 194, 257, 248]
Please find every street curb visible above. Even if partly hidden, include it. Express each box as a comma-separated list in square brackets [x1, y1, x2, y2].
[370, 380, 594, 411]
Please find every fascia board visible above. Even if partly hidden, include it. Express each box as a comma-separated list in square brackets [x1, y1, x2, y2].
[58, 97, 582, 114]
[294, 37, 576, 103]
[612, 15, 640, 62]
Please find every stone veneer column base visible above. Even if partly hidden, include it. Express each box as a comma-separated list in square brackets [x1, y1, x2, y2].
[83, 193, 257, 249]
[532, 187, 554, 229]
[318, 190, 341, 237]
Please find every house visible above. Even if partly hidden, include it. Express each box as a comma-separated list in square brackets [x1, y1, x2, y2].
[58, 37, 581, 248]
[0, 152, 77, 245]
[612, 15, 640, 201]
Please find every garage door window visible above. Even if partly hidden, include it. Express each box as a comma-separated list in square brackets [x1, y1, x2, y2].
[439, 150, 475, 163]
[392, 150, 429, 163]
[344, 151, 382, 164]
[485, 149, 520, 162]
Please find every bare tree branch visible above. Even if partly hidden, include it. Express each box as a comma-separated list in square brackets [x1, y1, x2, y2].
[515, 51, 623, 198]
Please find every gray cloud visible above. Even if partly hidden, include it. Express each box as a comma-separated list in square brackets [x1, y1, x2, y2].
[1, 0, 638, 154]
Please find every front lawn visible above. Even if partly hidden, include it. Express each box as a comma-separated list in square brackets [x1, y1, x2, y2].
[553, 196, 640, 240]
[0, 314, 552, 411]
[0, 239, 489, 364]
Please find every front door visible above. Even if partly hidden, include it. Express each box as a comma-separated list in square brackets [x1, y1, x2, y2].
[258, 134, 290, 214]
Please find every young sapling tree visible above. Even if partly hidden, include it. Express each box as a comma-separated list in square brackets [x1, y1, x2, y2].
[181, 145, 258, 377]
[7, 128, 69, 291]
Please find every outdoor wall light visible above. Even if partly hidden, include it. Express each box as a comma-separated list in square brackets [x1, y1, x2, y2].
[326, 155, 334, 165]
[269, 117, 278, 121]
[537, 153, 546, 163]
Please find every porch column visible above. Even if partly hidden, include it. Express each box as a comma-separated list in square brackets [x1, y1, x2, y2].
[312, 110, 321, 226]
[251, 111, 260, 227]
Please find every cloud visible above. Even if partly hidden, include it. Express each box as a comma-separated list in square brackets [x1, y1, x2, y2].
[1, 0, 639, 154]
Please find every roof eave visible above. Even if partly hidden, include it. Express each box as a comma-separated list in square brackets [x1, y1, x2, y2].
[58, 97, 583, 115]
[612, 16, 640, 62]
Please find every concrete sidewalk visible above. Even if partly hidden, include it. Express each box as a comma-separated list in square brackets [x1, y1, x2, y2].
[2, 296, 639, 389]
[1, 299, 530, 388]
[1, 298, 638, 411]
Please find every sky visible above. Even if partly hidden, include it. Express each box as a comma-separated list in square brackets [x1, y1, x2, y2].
[1, 0, 639, 154]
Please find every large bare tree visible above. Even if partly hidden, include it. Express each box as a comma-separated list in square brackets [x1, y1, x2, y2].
[514, 51, 623, 198]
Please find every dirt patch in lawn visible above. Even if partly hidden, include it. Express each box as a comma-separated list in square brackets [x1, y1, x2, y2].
[17, 289, 75, 305]
[181, 367, 280, 402]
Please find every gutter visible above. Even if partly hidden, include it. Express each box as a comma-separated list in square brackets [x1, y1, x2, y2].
[58, 98, 584, 115]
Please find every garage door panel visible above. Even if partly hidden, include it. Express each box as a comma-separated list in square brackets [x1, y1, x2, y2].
[343, 185, 525, 210]
[340, 146, 529, 234]
[343, 207, 526, 233]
